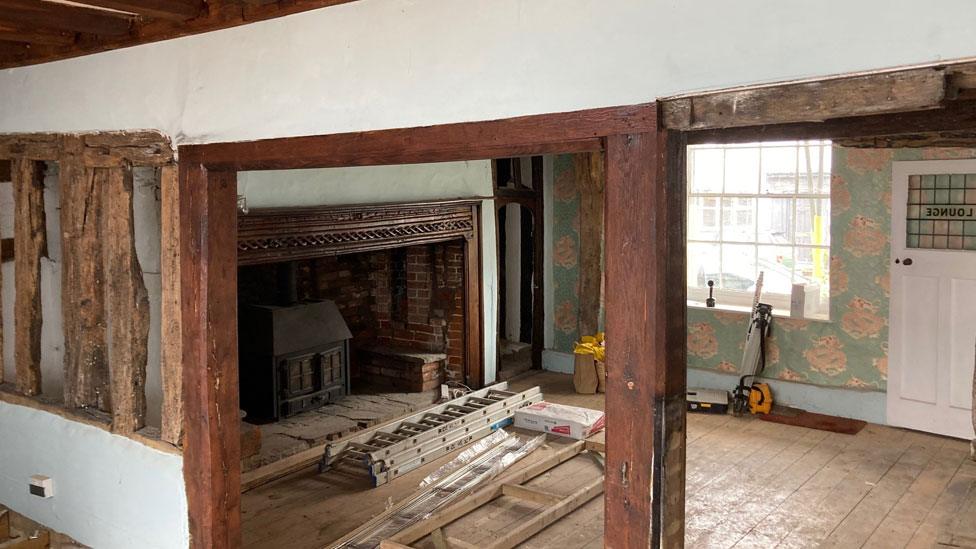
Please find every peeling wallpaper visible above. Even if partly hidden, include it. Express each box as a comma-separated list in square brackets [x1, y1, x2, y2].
[549, 147, 976, 392]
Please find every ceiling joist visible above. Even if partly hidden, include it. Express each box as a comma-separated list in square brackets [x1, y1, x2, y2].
[70, 0, 204, 23]
[0, 20, 76, 46]
[0, 0, 133, 36]
[0, 0, 362, 69]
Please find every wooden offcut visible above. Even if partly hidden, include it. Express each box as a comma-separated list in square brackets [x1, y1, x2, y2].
[160, 165, 184, 446]
[574, 151, 604, 337]
[11, 158, 45, 396]
[101, 166, 149, 434]
[60, 137, 110, 411]
[663, 66, 948, 130]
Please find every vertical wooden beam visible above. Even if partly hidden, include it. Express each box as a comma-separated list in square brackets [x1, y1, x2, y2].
[61, 137, 110, 410]
[575, 152, 605, 337]
[530, 156, 545, 370]
[604, 122, 687, 548]
[652, 131, 688, 549]
[160, 165, 184, 446]
[463, 204, 484, 387]
[102, 165, 149, 433]
[180, 163, 241, 549]
[12, 158, 46, 396]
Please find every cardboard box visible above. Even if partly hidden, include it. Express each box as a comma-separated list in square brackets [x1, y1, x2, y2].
[514, 401, 606, 440]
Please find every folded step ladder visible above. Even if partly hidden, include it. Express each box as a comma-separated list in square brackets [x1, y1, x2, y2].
[319, 382, 543, 486]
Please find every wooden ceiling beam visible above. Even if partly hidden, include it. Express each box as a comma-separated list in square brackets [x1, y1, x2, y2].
[0, 21, 76, 46]
[0, 0, 133, 36]
[0, 0, 361, 69]
[69, 0, 205, 22]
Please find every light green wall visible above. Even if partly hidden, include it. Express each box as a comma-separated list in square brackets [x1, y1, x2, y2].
[548, 147, 976, 393]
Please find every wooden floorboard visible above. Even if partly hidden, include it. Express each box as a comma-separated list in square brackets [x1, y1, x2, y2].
[241, 371, 975, 549]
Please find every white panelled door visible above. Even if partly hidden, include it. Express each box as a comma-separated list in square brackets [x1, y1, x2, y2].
[888, 160, 976, 440]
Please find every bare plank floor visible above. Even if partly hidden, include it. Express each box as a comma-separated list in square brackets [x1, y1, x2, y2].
[241, 371, 976, 549]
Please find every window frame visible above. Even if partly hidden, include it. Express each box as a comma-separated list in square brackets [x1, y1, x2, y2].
[686, 140, 832, 319]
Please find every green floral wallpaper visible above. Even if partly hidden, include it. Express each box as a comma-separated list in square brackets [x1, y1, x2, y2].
[550, 147, 976, 392]
[690, 147, 976, 391]
[551, 155, 582, 352]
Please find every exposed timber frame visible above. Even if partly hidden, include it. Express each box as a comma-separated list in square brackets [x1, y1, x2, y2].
[177, 102, 680, 549]
[0, 131, 180, 444]
[176, 58, 976, 549]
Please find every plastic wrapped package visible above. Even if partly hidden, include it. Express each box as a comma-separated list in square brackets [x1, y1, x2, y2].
[332, 430, 545, 549]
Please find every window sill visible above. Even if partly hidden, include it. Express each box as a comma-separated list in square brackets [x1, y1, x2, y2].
[687, 301, 831, 323]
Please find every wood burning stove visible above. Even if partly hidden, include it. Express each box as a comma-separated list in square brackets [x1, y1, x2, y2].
[239, 299, 352, 421]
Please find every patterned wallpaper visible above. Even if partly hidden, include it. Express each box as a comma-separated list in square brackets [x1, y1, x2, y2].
[550, 147, 976, 392]
[551, 154, 583, 352]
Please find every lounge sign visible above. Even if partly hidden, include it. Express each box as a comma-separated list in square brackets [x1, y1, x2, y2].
[918, 205, 976, 221]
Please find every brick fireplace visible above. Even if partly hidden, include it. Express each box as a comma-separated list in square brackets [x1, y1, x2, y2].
[237, 200, 480, 403]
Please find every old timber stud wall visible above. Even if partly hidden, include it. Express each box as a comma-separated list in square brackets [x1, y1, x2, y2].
[0, 132, 182, 447]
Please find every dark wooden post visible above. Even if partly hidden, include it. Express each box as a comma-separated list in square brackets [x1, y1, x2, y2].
[604, 124, 687, 548]
[463, 203, 484, 387]
[12, 158, 46, 396]
[61, 137, 110, 411]
[180, 162, 241, 549]
[102, 165, 151, 434]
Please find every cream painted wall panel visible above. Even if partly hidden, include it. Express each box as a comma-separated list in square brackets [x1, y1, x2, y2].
[0, 402, 188, 549]
[1, 0, 975, 143]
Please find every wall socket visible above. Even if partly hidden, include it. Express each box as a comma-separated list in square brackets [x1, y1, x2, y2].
[29, 475, 54, 498]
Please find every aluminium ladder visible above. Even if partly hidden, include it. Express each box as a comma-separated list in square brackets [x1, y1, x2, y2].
[319, 382, 543, 486]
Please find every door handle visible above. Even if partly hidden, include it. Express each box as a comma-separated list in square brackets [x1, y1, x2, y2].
[895, 258, 913, 266]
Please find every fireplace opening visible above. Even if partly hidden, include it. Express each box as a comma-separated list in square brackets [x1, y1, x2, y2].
[237, 241, 467, 470]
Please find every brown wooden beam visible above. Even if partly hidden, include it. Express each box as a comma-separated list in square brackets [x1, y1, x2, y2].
[11, 158, 45, 396]
[102, 165, 150, 434]
[463, 205, 484, 386]
[180, 107, 647, 171]
[181, 164, 241, 549]
[70, 0, 204, 22]
[574, 151, 604, 338]
[61, 137, 110, 411]
[653, 130, 688, 548]
[0, 20, 75, 46]
[604, 124, 686, 548]
[686, 100, 976, 145]
[0, 0, 134, 36]
[160, 165, 184, 446]
[663, 66, 948, 131]
[0, 159, 8, 181]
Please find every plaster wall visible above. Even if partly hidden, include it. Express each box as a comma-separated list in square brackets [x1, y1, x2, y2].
[0, 0, 974, 144]
[0, 401, 188, 549]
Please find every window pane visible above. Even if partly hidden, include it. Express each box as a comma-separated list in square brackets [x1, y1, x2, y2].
[688, 242, 720, 288]
[688, 196, 721, 241]
[721, 197, 756, 242]
[720, 244, 756, 291]
[795, 198, 830, 245]
[761, 146, 797, 194]
[723, 147, 760, 193]
[690, 148, 723, 193]
[794, 247, 830, 293]
[757, 245, 793, 295]
[757, 197, 794, 244]
[797, 143, 828, 194]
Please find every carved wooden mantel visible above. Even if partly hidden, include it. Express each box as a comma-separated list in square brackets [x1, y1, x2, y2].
[237, 200, 480, 265]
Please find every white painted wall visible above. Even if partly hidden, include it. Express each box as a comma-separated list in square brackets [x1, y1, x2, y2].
[1, 0, 975, 143]
[238, 161, 492, 208]
[239, 160, 499, 382]
[0, 401, 188, 549]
